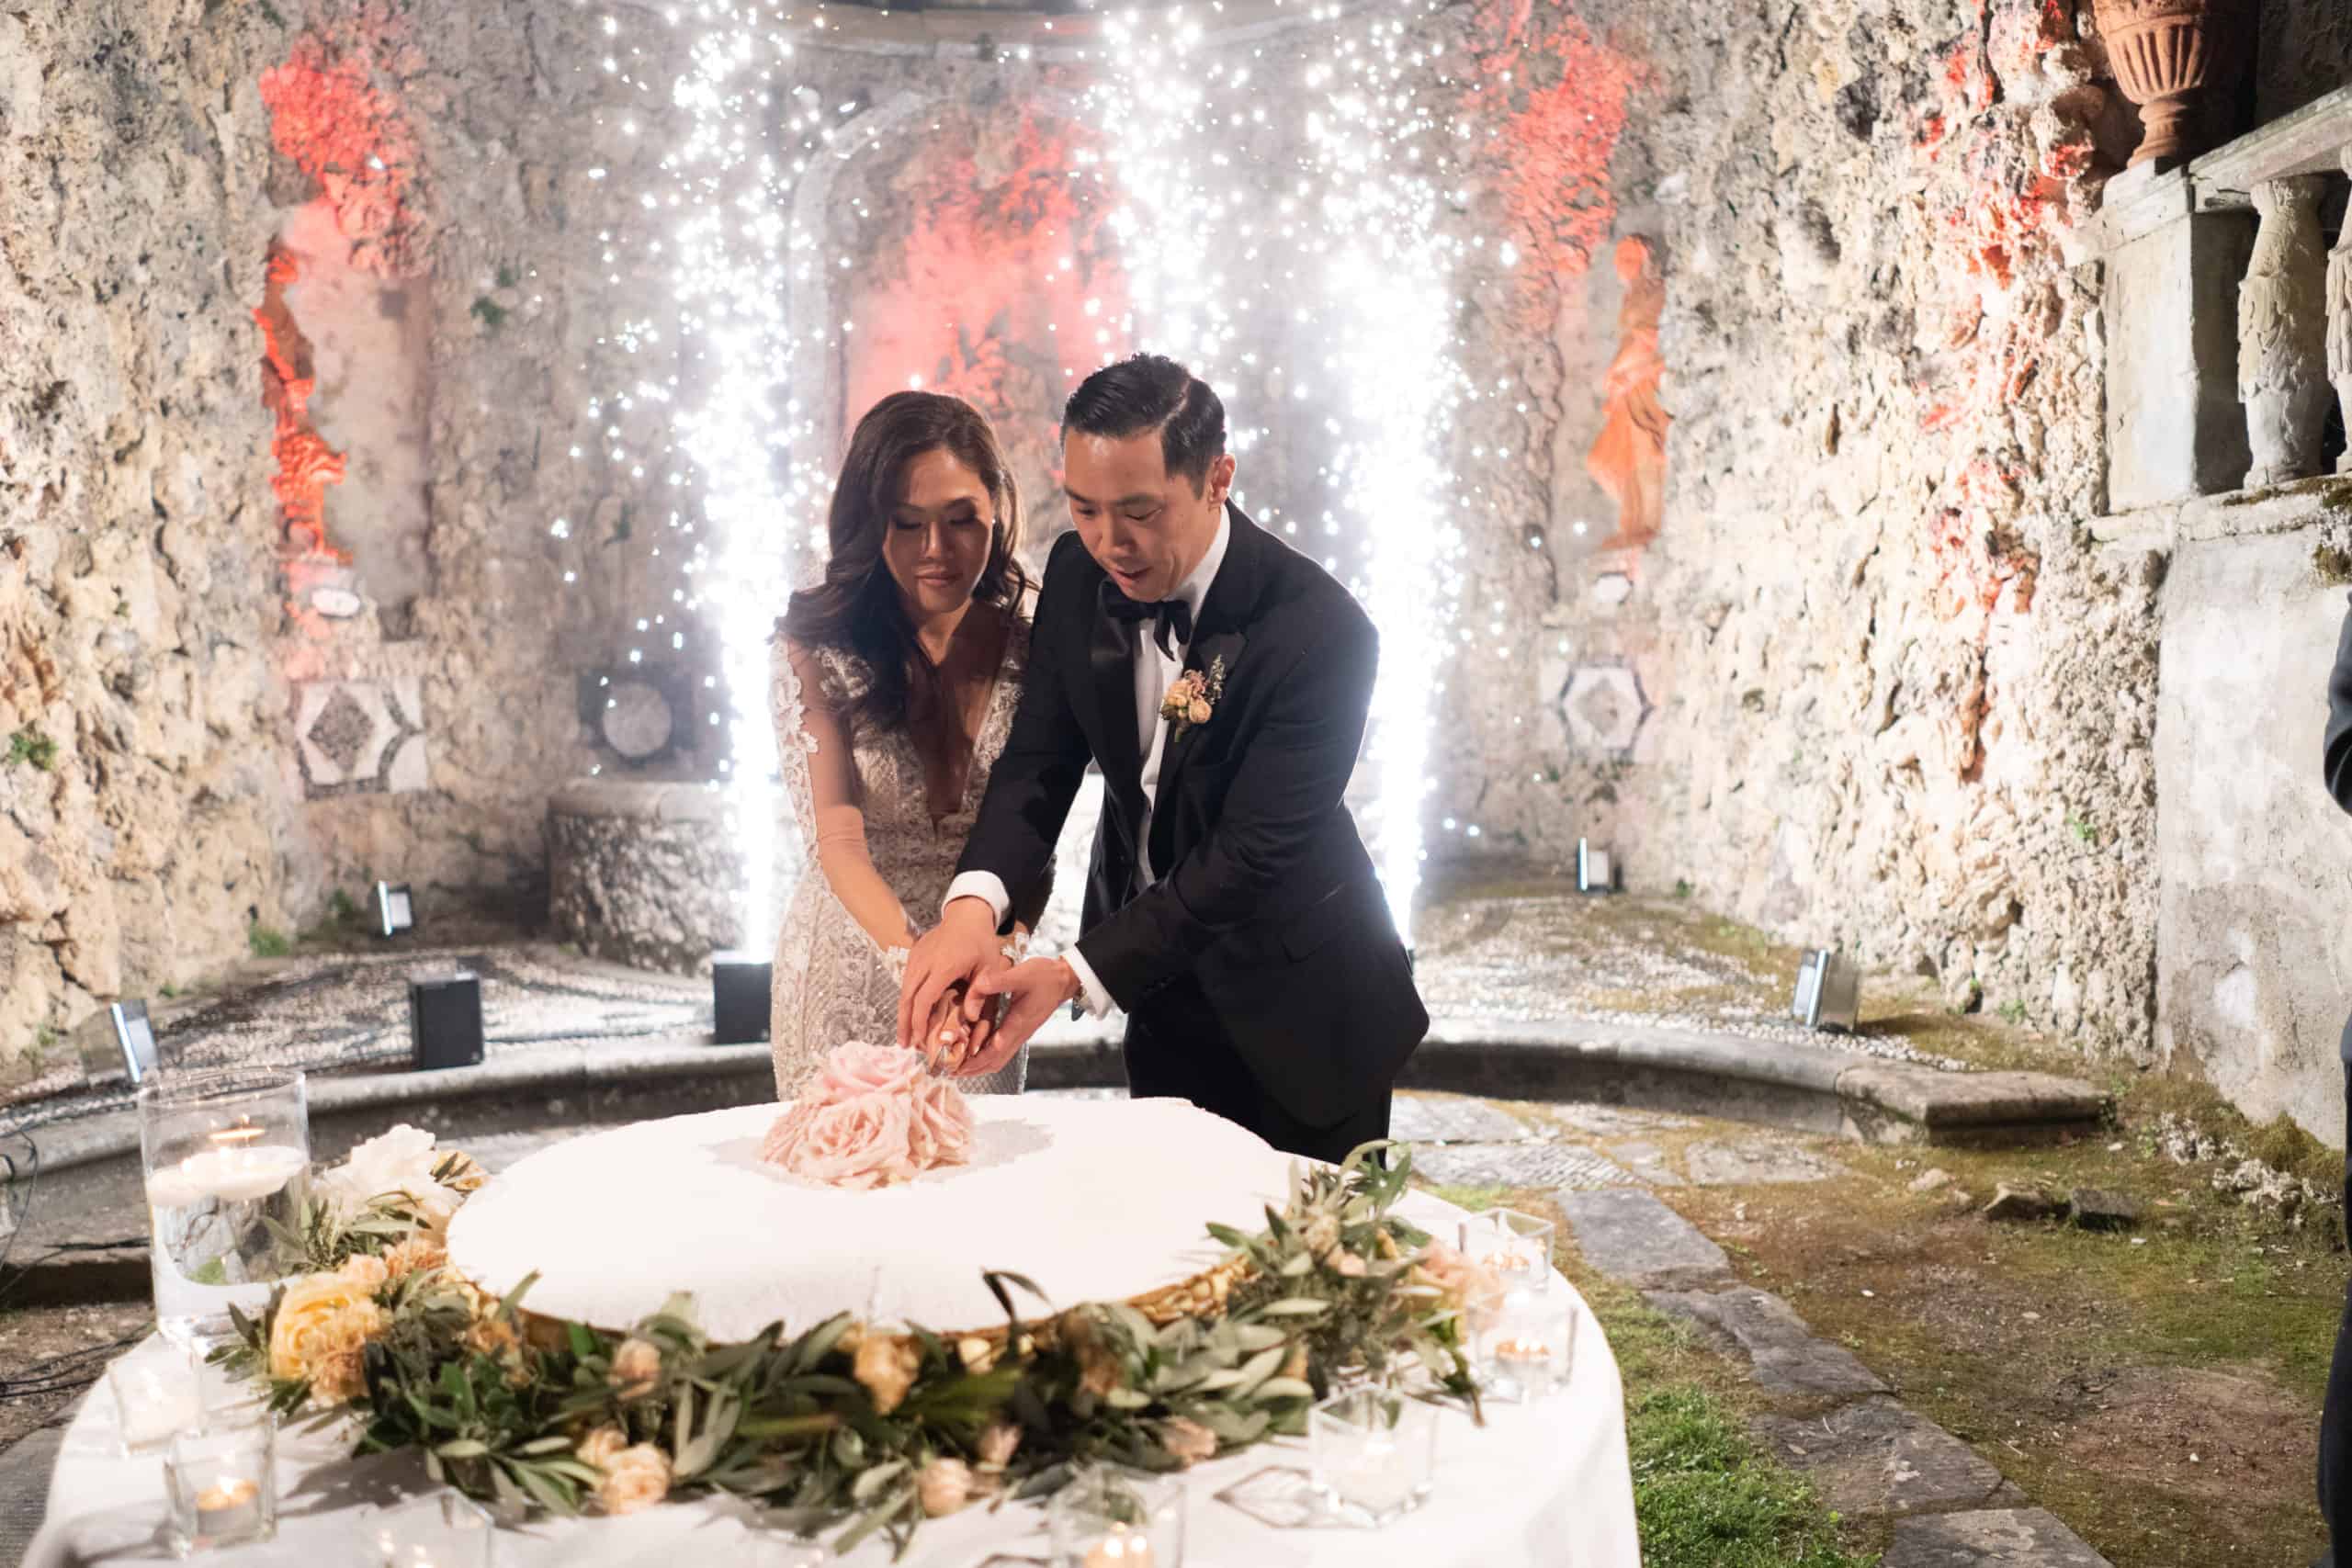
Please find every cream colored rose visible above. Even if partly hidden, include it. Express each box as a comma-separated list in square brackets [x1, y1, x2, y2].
[268, 1273, 388, 1403]
[956, 1336, 997, 1375]
[1411, 1242, 1506, 1331]
[596, 1442, 673, 1516]
[608, 1338, 663, 1400]
[1159, 1416, 1217, 1466]
[976, 1421, 1022, 1471]
[1188, 698, 1212, 724]
[853, 1332, 920, 1415]
[1331, 1249, 1367, 1279]
[917, 1457, 974, 1517]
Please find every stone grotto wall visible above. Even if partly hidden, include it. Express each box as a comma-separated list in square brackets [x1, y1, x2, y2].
[0, 0, 703, 1067]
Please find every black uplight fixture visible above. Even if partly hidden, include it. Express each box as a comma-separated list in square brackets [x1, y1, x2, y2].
[374, 881, 415, 938]
[1792, 949, 1860, 1032]
[407, 970, 485, 1071]
[711, 950, 772, 1044]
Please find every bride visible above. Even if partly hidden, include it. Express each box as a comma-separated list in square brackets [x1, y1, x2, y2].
[768, 392, 1049, 1097]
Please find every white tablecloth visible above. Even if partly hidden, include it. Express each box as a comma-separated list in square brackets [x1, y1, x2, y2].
[25, 1193, 1639, 1567]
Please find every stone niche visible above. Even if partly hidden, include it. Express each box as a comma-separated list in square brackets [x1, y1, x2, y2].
[548, 781, 745, 974]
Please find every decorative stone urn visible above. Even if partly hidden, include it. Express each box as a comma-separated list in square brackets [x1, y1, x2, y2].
[2237, 175, 2331, 489]
[2091, 0, 2235, 167]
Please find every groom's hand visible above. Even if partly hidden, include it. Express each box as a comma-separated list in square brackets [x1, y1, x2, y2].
[956, 958, 1081, 1077]
[899, 897, 1004, 1051]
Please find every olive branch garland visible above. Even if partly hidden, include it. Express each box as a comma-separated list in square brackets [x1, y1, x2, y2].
[215, 1142, 1482, 1560]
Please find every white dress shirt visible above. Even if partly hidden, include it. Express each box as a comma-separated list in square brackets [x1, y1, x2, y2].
[944, 511, 1234, 1017]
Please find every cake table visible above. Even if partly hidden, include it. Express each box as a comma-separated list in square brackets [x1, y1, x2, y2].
[25, 1098, 1642, 1566]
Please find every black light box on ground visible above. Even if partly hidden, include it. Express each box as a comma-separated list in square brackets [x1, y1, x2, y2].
[408, 971, 484, 1071]
[1577, 839, 1616, 894]
[712, 951, 772, 1044]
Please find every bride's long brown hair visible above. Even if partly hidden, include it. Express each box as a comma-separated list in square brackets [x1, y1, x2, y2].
[778, 392, 1032, 734]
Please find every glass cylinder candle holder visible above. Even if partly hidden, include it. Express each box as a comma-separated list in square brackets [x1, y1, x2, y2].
[139, 1069, 311, 1346]
[1307, 1386, 1438, 1527]
[1476, 1286, 1577, 1404]
[354, 1489, 498, 1568]
[163, 1424, 277, 1554]
[1457, 1208, 1555, 1291]
[107, 1343, 203, 1455]
[1047, 1466, 1185, 1568]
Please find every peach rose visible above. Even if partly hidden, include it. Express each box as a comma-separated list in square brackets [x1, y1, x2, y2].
[1159, 1416, 1218, 1466]
[908, 1076, 973, 1168]
[337, 1253, 390, 1292]
[918, 1457, 975, 1517]
[575, 1425, 628, 1472]
[818, 1040, 927, 1101]
[1330, 1249, 1367, 1279]
[596, 1442, 673, 1516]
[1188, 698, 1212, 725]
[268, 1272, 388, 1403]
[607, 1337, 663, 1399]
[769, 1091, 918, 1190]
[853, 1331, 921, 1415]
[956, 1336, 998, 1374]
[976, 1421, 1022, 1471]
[1412, 1242, 1506, 1331]
[382, 1235, 447, 1281]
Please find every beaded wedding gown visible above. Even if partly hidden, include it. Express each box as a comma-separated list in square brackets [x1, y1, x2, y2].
[767, 620, 1038, 1100]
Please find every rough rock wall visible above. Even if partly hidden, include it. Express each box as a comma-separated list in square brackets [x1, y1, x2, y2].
[1418, 0, 2184, 1059]
[0, 0, 697, 1066]
[0, 2, 296, 1064]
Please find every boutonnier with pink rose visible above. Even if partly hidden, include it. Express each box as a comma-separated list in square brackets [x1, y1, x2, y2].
[1161, 655, 1226, 740]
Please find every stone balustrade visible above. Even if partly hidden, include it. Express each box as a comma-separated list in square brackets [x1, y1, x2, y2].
[2088, 82, 2352, 507]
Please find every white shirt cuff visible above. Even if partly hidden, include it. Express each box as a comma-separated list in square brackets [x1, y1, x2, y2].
[942, 872, 1012, 930]
[1061, 945, 1114, 1018]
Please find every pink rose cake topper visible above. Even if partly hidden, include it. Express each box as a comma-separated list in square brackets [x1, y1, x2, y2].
[762, 1042, 974, 1190]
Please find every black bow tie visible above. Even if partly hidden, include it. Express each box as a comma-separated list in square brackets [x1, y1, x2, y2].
[1101, 581, 1194, 658]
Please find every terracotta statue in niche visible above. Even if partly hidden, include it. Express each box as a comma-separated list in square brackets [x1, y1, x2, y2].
[1586, 236, 1670, 552]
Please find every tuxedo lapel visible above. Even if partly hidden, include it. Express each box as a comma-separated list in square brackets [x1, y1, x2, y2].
[1148, 504, 1264, 874]
[1086, 577, 1145, 809]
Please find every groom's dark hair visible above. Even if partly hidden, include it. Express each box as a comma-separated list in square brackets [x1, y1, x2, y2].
[1062, 354, 1227, 494]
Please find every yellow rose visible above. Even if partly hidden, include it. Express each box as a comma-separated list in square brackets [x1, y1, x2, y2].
[853, 1332, 920, 1416]
[268, 1273, 388, 1403]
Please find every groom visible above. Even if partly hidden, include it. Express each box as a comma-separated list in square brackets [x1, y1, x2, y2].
[897, 354, 1427, 1162]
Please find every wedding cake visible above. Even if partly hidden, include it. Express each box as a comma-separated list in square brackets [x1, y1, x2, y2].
[445, 1078, 1299, 1344]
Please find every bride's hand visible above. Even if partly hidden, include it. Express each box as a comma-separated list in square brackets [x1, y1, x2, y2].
[922, 985, 975, 1069]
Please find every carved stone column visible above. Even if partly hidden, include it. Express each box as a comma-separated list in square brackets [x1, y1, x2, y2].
[2236, 174, 2331, 488]
[2330, 149, 2352, 475]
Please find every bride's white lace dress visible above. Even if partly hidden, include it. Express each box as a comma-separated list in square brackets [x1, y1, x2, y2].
[768, 622, 1038, 1099]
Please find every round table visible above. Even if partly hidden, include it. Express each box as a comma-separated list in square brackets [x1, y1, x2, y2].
[24, 1192, 1639, 1567]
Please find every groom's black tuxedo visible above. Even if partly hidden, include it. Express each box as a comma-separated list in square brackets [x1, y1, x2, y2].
[957, 503, 1427, 1156]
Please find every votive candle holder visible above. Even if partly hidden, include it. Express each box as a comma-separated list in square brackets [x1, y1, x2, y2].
[1457, 1208, 1555, 1290]
[1307, 1386, 1438, 1527]
[1047, 1465, 1185, 1567]
[1476, 1286, 1577, 1404]
[353, 1488, 498, 1567]
[107, 1344, 202, 1456]
[163, 1424, 276, 1554]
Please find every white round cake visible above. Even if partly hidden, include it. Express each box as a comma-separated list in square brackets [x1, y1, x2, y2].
[445, 1097, 1297, 1343]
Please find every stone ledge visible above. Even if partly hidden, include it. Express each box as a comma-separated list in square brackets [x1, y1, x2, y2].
[547, 777, 731, 824]
[2189, 83, 2352, 208]
[2089, 472, 2352, 553]
[17, 1013, 2108, 1178]
[1884, 1507, 2113, 1568]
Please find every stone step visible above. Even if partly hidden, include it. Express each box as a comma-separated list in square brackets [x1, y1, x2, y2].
[1883, 1507, 2114, 1567]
